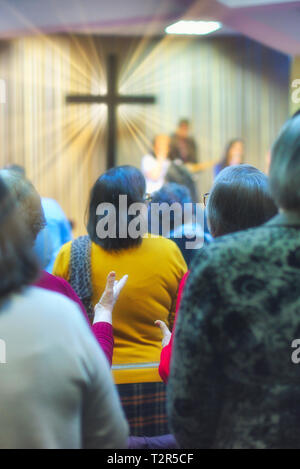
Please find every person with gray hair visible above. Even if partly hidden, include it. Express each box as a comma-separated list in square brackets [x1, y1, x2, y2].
[1, 169, 55, 269]
[168, 114, 300, 449]
[4, 164, 72, 272]
[157, 164, 278, 383]
[269, 115, 300, 212]
[0, 169, 46, 241]
[206, 164, 277, 237]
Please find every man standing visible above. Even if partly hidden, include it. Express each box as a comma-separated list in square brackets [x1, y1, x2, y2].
[169, 119, 198, 164]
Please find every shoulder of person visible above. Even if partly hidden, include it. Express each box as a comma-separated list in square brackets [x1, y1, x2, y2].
[23, 287, 110, 383]
[48, 272, 77, 297]
[145, 232, 176, 245]
[191, 225, 275, 274]
[142, 153, 155, 159]
[41, 197, 66, 215]
[22, 286, 83, 323]
[56, 240, 73, 258]
[141, 153, 156, 168]
[142, 153, 156, 162]
[52, 240, 73, 279]
[144, 234, 187, 259]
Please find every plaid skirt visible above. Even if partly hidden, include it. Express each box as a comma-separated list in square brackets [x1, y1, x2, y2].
[117, 382, 169, 437]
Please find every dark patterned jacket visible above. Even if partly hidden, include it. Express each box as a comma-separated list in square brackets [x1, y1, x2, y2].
[168, 212, 300, 449]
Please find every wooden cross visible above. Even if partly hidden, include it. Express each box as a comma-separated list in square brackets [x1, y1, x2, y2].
[66, 54, 156, 169]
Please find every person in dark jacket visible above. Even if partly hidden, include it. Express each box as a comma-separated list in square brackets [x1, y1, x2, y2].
[168, 114, 300, 449]
[169, 119, 198, 164]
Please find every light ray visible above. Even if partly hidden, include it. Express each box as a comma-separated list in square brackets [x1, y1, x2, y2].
[2, 1, 95, 85]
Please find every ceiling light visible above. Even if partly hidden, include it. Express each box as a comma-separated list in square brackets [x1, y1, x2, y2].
[165, 20, 222, 36]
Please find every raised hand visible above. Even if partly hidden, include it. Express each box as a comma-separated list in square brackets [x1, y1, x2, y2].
[93, 271, 128, 325]
[155, 320, 171, 348]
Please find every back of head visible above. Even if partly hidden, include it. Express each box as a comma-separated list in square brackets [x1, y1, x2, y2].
[269, 114, 300, 213]
[87, 165, 146, 251]
[176, 119, 190, 138]
[0, 169, 45, 243]
[151, 182, 192, 206]
[207, 164, 278, 237]
[3, 164, 26, 178]
[178, 118, 189, 127]
[148, 183, 193, 235]
[0, 176, 38, 300]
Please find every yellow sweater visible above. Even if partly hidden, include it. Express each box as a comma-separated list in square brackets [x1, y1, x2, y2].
[53, 235, 187, 384]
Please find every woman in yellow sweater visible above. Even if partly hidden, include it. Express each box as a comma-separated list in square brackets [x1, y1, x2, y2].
[53, 165, 187, 436]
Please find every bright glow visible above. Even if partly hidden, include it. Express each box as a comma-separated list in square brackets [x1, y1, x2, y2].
[165, 20, 222, 36]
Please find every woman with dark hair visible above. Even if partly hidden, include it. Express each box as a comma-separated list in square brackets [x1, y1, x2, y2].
[0, 176, 128, 449]
[157, 164, 278, 383]
[168, 114, 300, 449]
[54, 165, 187, 437]
[214, 138, 244, 177]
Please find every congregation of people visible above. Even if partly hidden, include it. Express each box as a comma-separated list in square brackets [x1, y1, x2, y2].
[1, 112, 300, 449]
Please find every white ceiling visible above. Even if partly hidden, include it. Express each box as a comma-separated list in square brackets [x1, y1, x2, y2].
[0, 0, 299, 55]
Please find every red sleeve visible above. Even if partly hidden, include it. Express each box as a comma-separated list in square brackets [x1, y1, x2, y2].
[158, 271, 190, 383]
[92, 322, 114, 367]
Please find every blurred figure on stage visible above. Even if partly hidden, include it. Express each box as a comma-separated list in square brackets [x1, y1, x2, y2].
[214, 138, 244, 177]
[168, 119, 218, 202]
[141, 134, 171, 193]
[265, 149, 271, 175]
[169, 119, 198, 165]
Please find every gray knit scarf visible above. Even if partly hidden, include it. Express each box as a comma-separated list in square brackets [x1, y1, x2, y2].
[69, 236, 94, 322]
